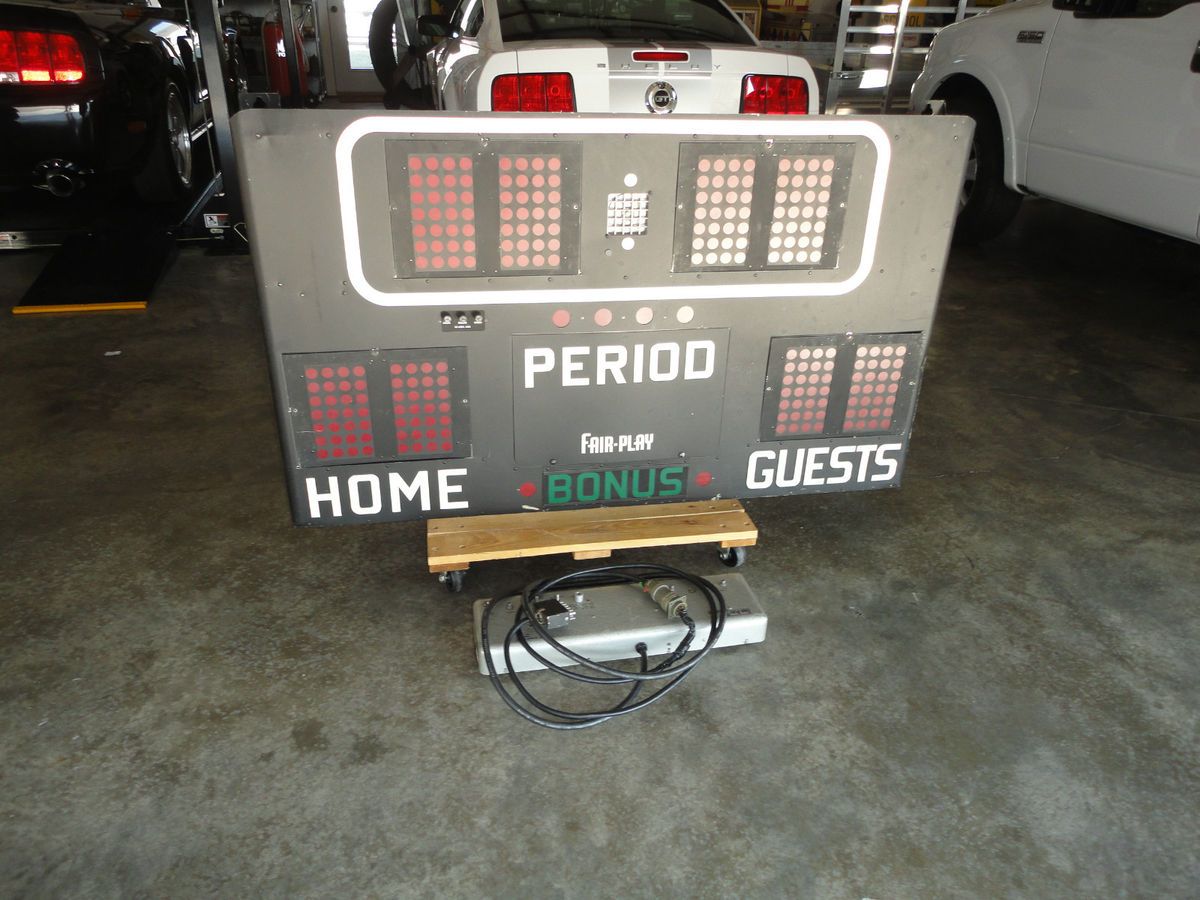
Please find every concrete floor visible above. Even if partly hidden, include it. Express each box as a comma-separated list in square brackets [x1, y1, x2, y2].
[2, 200, 1198, 897]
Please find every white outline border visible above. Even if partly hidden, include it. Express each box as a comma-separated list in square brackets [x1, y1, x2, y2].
[334, 115, 891, 307]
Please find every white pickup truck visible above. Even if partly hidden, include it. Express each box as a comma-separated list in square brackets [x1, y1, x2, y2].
[911, 0, 1200, 243]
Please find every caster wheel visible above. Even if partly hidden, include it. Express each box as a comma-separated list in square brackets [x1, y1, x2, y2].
[718, 546, 747, 568]
[439, 570, 466, 593]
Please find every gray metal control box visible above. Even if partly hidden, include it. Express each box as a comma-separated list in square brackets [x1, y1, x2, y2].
[472, 572, 766, 674]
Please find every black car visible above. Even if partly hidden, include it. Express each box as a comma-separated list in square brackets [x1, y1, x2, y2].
[0, 0, 231, 202]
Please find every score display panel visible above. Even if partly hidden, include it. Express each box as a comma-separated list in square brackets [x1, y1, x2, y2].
[234, 111, 970, 525]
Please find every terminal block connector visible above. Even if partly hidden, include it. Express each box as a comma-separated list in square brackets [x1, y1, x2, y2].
[532, 595, 577, 630]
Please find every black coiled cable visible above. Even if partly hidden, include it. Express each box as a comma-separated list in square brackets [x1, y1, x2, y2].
[480, 563, 727, 729]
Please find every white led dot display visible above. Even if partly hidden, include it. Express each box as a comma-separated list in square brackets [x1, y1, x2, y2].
[498, 154, 564, 271]
[844, 343, 908, 432]
[689, 155, 755, 267]
[767, 156, 836, 267]
[607, 192, 650, 235]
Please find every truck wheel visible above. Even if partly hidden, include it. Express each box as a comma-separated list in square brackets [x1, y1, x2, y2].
[945, 91, 1022, 244]
[135, 82, 193, 203]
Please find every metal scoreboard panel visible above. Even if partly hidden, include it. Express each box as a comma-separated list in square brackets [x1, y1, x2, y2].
[234, 111, 970, 526]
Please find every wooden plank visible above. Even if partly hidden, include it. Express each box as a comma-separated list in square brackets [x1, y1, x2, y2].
[720, 538, 758, 549]
[427, 499, 747, 535]
[572, 549, 613, 561]
[427, 508, 753, 564]
[427, 500, 757, 571]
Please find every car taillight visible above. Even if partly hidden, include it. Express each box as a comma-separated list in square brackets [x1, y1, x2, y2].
[0, 29, 86, 84]
[491, 73, 575, 112]
[740, 74, 808, 115]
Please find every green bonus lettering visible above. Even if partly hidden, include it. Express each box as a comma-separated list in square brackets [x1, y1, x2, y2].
[546, 473, 573, 505]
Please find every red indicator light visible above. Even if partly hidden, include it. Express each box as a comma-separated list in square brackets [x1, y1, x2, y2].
[543, 76, 574, 112]
[696, 471, 713, 487]
[16, 30, 49, 81]
[491, 73, 576, 112]
[48, 33, 84, 82]
[492, 74, 518, 110]
[518, 482, 537, 497]
[518, 75, 541, 112]
[632, 50, 689, 62]
[0, 30, 15, 75]
[740, 75, 809, 115]
[0, 30, 85, 83]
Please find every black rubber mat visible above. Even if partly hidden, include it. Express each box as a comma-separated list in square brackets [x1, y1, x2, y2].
[12, 227, 177, 315]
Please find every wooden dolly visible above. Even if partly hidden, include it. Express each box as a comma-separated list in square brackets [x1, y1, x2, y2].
[427, 499, 758, 592]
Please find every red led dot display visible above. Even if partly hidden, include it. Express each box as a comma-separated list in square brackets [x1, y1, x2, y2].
[307, 364, 375, 461]
[842, 344, 908, 432]
[408, 154, 478, 273]
[290, 350, 466, 468]
[772, 344, 837, 437]
[390, 355, 458, 457]
[498, 154, 564, 271]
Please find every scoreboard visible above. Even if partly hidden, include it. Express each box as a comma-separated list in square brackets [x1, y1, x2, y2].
[234, 111, 969, 525]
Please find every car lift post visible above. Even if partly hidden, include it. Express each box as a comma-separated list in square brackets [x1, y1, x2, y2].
[191, 0, 242, 224]
[275, 0, 305, 108]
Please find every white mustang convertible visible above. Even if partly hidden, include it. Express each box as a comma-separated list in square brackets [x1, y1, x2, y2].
[417, 0, 819, 115]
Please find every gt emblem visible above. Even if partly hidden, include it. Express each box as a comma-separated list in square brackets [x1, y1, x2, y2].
[645, 81, 678, 114]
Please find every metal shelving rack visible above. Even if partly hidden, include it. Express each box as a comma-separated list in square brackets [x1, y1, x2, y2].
[824, 0, 993, 112]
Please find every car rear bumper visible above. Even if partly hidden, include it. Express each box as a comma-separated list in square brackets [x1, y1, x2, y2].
[0, 88, 107, 189]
